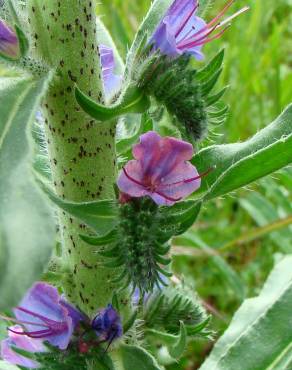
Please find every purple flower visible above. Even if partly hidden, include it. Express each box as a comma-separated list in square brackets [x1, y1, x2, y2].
[1, 325, 45, 368]
[0, 19, 19, 59]
[150, 0, 249, 60]
[91, 304, 122, 344]
[4, 282, 83, 351]
[117, 131, 204, 206]
[99, 44, 122, 97]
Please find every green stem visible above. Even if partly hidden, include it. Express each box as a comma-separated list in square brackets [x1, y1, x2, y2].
[27, 0, 129, 319]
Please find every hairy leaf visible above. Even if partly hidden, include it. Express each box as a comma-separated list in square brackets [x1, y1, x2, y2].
[118, 345, 162, 370]
[37, 180, 118, 236]
[192, 104, 292, 201]
[0, 74, 55, 310]
[199, 255, 292, 370]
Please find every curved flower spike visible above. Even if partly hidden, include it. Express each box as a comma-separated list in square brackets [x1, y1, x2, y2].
[150, 0, 249, 60]
[117, 131, 203, 206]
[99, 44, 122, 97]
[7, 282, 84, 350]
[0, 19, 19, 59]
[1, 325, 45, 368]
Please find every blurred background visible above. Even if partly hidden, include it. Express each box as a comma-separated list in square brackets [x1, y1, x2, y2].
[99, 0, 292, 368]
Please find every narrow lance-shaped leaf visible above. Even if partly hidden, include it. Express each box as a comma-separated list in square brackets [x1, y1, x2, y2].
[75, 84, 150, 122]
[192, 104, 292, 201]
[0, 74, 54, 310]
[37, 179, 119, 236]
[199, 255, 292, 370]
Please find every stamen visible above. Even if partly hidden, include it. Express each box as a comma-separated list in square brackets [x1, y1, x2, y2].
[0, 314, 49, 328]
[183, 25, 230, 49]
[178, 24, 217, 49]
[215, 6, 250, 29]
[8, 327, 53, 338]
[184, 166, 214, 183]
[15, 306, 59, 326]
[160, 166, 215, 187]
[154, 190, 182, 202]
[175, 2, 199, 38]
[122, 167, 146, 188]
[182, 0, 235, 44]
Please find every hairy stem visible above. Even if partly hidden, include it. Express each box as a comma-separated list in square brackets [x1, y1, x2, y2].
[27, 0, 128, 319]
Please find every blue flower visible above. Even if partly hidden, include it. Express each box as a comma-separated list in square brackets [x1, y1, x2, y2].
[91, 304, 123, 344]
[150, 0, 249, 60]
[99, 44, 122, 98]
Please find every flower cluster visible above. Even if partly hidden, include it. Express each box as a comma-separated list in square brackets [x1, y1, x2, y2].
[0, 283, 122, 368]
[0, 18, 19, 59]
[150, 0, 249, 60]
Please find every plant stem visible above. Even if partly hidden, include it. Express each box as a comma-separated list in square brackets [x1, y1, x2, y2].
[27, 0, 128, 318]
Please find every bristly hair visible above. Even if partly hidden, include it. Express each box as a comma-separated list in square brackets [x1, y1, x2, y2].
[134, 49, 228, 143]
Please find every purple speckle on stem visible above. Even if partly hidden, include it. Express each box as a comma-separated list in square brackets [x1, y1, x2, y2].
[0, 19, 19, 59]
[99, 44, 122, 97]
[117, 131, 203, 206]
[149, 0, 249, 60]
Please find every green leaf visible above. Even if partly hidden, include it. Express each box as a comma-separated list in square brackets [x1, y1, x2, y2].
[75, 84, 150, 122]
[118, 344, 162, 370]
[160, 201, 202, 236]
[196, 50, 224, 83]
[199, 255, 292, 370]
[80, 229, 118, 246]
[168, 321, 187, 359]
[37, 179, 118, 236]
[192, 104, 292, 201]
[0, 74, 55, 310]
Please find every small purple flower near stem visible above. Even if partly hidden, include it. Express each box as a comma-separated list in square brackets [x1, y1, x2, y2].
[0, 19, 19, 59]
[99, 44, 122, 97]
[91, 304, 123, 348]
[1, 325, 46, 368]
[150, 0, 249, 60]
[117, 131, 210, 206]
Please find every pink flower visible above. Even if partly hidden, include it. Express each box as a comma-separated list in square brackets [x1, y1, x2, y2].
[1, 325, 45, 368]
[117, 131, 204, 206]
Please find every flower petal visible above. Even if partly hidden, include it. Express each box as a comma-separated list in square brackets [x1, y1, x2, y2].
[1, 326, 44, 368]
[14, 283, 77, 350]
[117, 160, 149, 198]
[99, 44, 122, 97]
[133, 131, 194, 182]
[155, 161, 201, 205]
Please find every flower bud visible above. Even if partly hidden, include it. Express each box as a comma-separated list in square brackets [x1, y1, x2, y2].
[0, 19, 20, 59]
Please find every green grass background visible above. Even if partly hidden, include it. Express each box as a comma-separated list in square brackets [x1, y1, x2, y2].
[99, 0, 292, 368]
